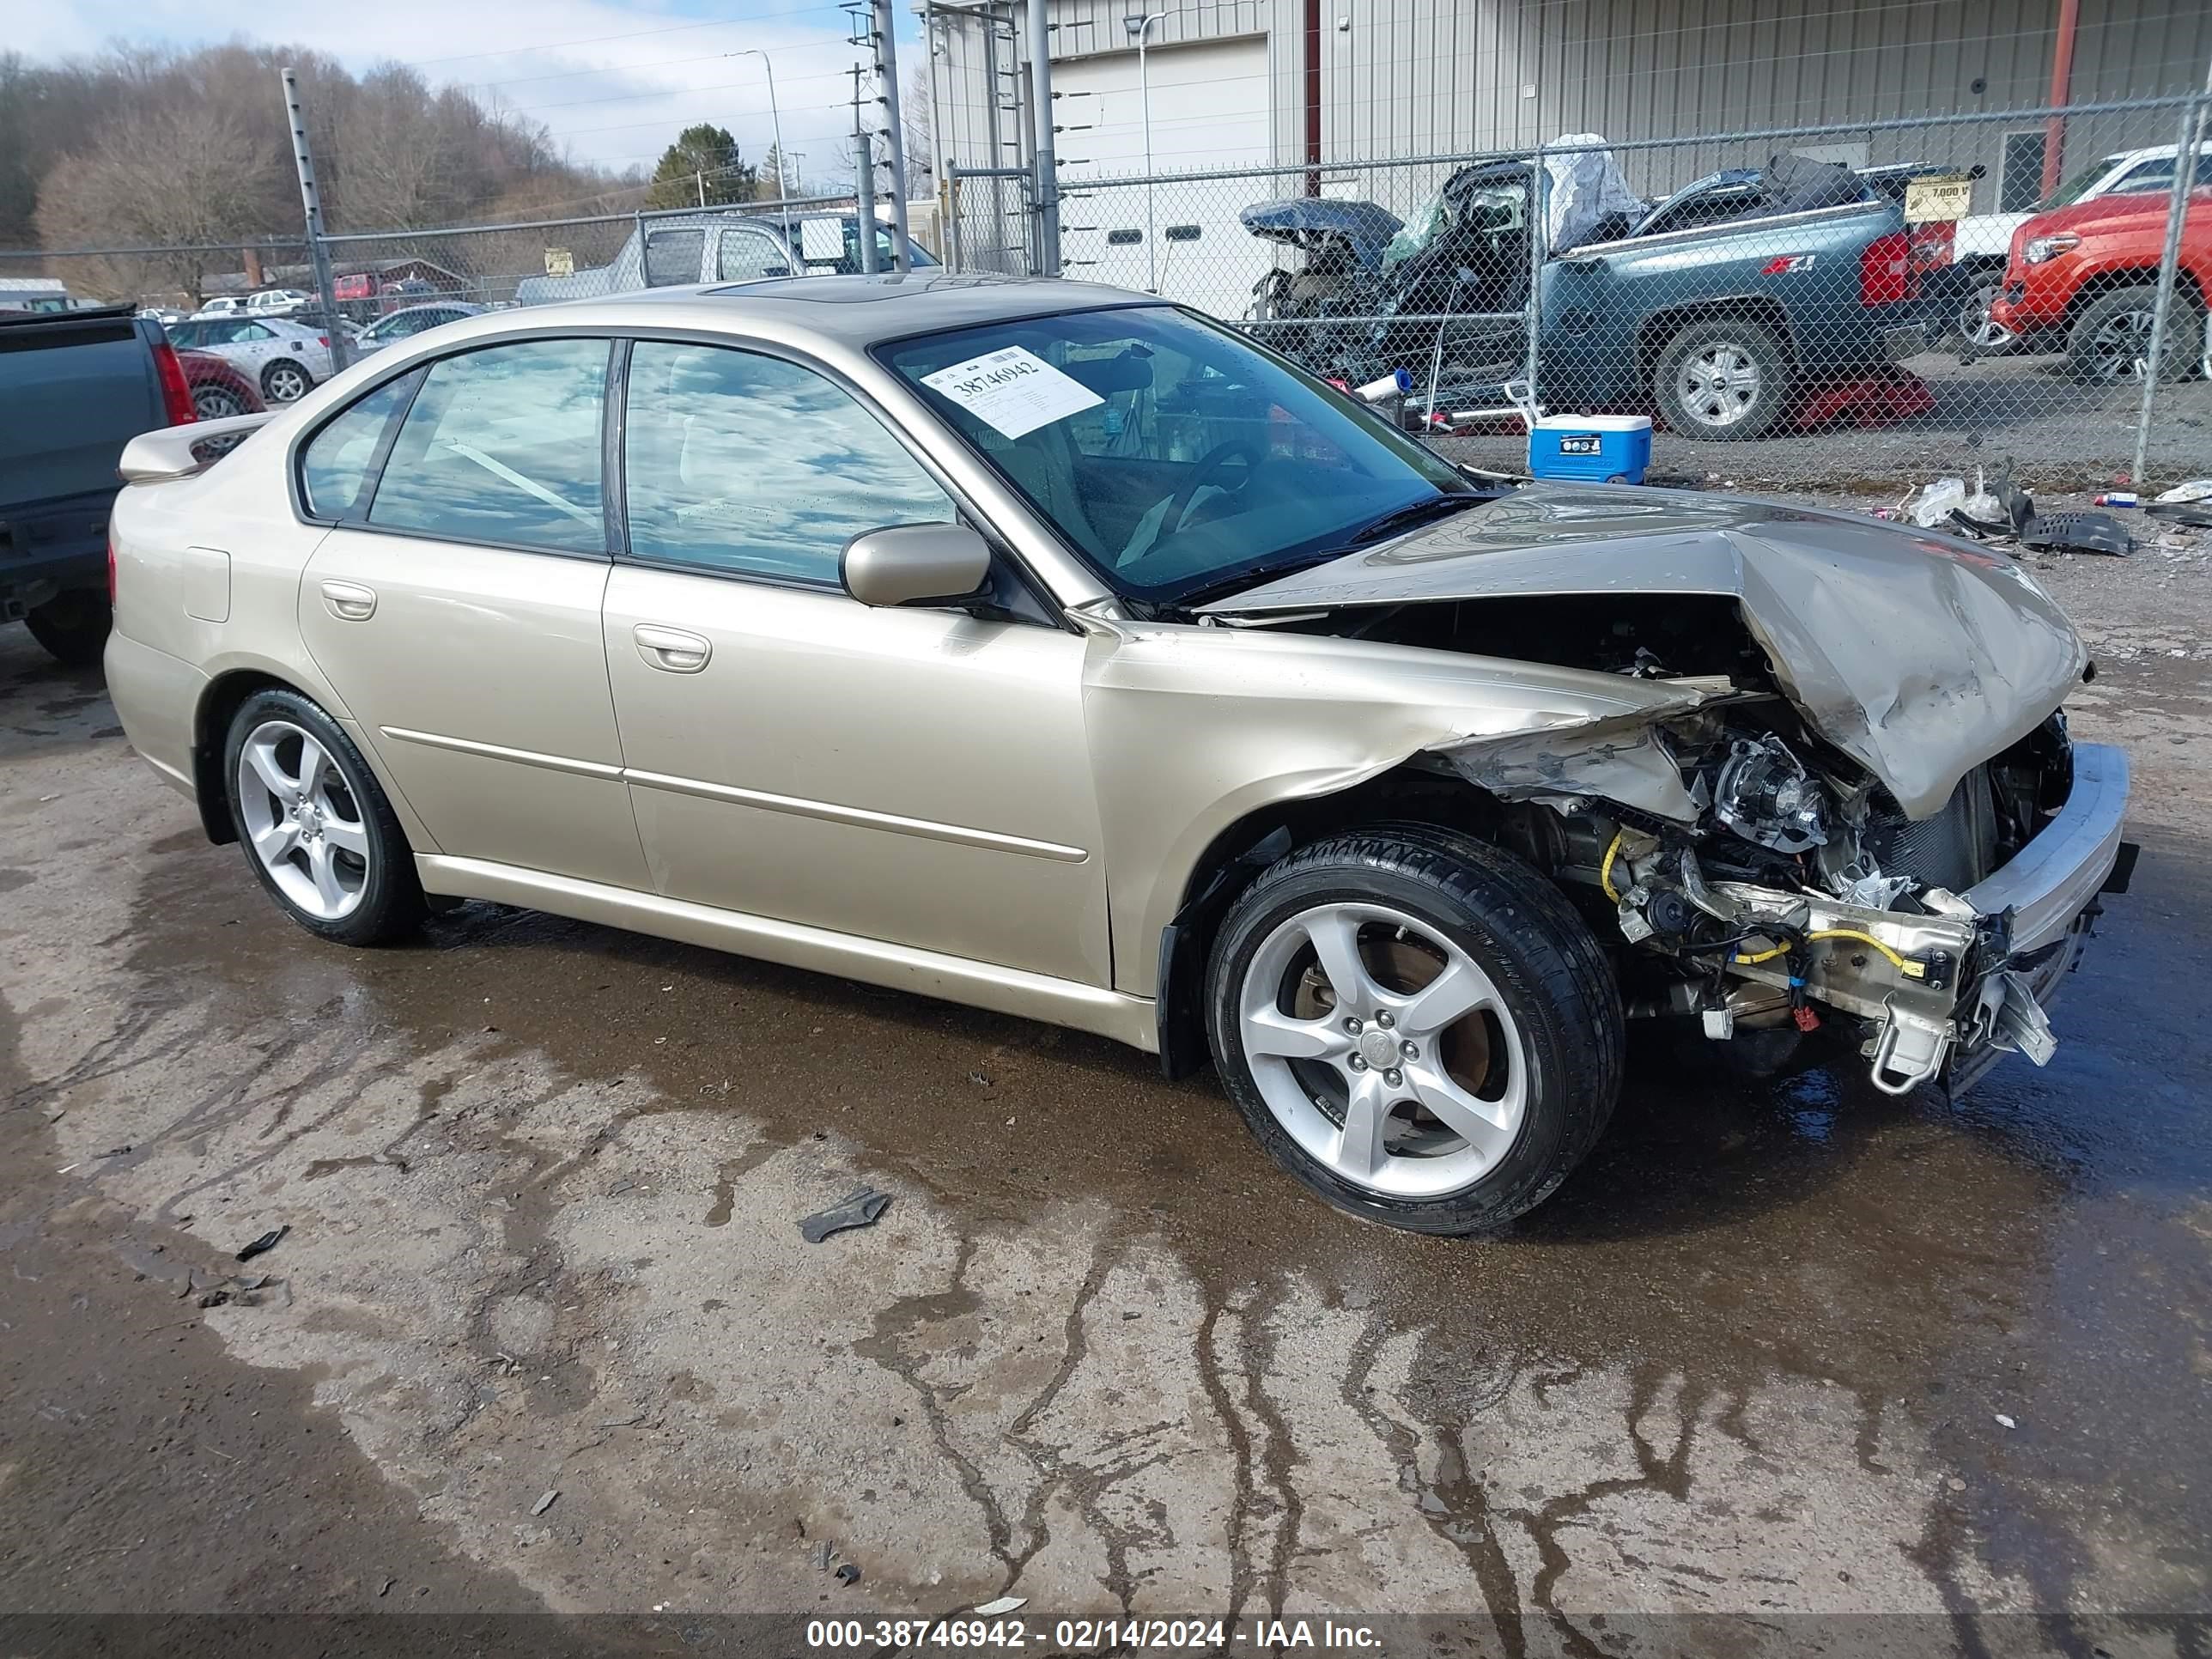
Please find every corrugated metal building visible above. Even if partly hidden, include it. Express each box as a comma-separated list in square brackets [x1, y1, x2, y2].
[927, 0, 2211, 205]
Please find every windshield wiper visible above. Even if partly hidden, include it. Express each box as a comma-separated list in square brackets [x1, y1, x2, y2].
[1340, 492, 1484, 548]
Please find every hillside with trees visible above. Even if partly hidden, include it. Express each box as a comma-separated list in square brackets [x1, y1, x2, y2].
[0, 43, 645, 299]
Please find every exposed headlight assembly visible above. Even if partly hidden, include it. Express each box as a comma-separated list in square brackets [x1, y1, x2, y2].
[1714, 734, 1829, 853]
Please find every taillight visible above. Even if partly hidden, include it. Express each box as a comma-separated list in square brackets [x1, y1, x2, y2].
[317, 335, 329, 348]
[1859, 231, 1917, 305]
[150, 341, 198, 427]
[1907, 219, 1954, 275]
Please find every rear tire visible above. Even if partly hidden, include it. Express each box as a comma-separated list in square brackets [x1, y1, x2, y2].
[2067, 284, 2203, 385]
[261, 360, 313, 403]
[1653, 315, 1792, 440]
[191, 382, 251, 419]
[222, 688, 426, 946]
[24, 590, 111, 666]
[1205, 826, 1623, 1234]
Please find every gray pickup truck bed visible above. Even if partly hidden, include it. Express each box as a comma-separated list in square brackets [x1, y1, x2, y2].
[0, 305, 175, 661]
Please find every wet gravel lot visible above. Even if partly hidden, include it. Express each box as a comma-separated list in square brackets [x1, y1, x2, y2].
[2, 522, 2209, 1656]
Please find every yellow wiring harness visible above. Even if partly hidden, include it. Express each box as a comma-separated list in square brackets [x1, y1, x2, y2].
[1600, 830, 1626, 902]
[1602, 829, 1922, 979]
[1732, 929, 1923, 976]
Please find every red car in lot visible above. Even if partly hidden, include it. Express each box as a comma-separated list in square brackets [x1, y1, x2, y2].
[174, 348, 266, 420]
[1989, 185, 2209, 382]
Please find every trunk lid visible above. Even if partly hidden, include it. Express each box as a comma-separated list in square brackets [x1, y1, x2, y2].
[1200, 483, 2087, 818]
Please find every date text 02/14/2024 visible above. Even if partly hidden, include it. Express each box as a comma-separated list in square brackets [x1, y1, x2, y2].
[805, 1617, 1382, 1650]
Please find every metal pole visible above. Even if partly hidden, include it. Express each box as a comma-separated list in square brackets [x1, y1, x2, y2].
[738, 50, 794, 248]
[280, 68, 349, 372]
[1128, 13, 1163, 291]
[1524, 147, 1546, 405]
[2131, 69, 2209, 486]
[853, 68, 882, 275]
[1026, 0, 1060, 276]
[874, 0, 914, 270]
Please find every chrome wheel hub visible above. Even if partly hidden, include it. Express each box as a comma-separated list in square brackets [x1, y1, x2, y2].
[1238, 902, 1528, 1199]
[1678, 343, 1761, 427]
[234, 719, 370, 921]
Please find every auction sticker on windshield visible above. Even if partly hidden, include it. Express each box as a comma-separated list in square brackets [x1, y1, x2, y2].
[922, 345, 1102, 439]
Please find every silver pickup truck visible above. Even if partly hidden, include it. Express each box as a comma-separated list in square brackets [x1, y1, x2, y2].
[515, 211, 933, 305]
[0, 305, 195, 663]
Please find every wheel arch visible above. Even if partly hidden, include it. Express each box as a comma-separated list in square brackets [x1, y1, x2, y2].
[2060, 264, 2209, 332]
[1633, 296, 1797, 379]
[1153, 765, 1522, 1079]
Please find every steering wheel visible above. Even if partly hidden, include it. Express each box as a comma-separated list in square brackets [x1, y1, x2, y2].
[1122, 440, 1265, 568]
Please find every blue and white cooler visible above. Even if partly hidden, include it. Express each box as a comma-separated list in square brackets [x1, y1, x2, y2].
[1526, 413, 1653, 485]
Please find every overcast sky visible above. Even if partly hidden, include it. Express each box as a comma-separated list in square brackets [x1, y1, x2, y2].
[15, 0, 924, 184]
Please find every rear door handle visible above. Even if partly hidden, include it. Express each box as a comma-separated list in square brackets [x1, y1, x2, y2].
[320, 579, 376, 621]
[634, 623, 711, 673]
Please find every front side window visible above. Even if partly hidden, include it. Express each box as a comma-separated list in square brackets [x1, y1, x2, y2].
[368, 338, 608, 555]
[644, 228, 706, 287]
[300, 372, 421, 520]
[879, 305, 1471, 605]
[623, 341, 953, 583]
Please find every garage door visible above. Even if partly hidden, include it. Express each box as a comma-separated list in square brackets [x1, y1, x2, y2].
[1053, 38, 1272, 320]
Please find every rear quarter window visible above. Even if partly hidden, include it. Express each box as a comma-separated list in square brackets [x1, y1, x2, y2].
[299, 373, 422, 520]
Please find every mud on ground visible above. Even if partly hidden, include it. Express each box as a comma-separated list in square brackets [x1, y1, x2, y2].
[1, 511, 2209, 1654]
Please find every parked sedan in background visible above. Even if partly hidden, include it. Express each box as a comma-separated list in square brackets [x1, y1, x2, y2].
[245, 288, 315, 315]
[103, 276, 2129, 1234]
[1990, 185, 2209, 381]
[164, 315, 332, 403]
[351, 301, 484, 355]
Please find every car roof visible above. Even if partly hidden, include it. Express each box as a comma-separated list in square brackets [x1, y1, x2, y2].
[437, 272, 1156, 353]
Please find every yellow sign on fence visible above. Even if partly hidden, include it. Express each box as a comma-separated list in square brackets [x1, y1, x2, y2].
[544, 247, 575, 278]
[1904, 176, 1975, 223]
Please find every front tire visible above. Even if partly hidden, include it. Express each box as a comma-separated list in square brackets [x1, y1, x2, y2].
[1653, 315, 1792, 440]
[24, 589, 111, 665]
[1206, 827, 1623, 1234]
[2067, 284, 2203, 385]
[222, 688, 425, 945]
[192, 382, 251, 419]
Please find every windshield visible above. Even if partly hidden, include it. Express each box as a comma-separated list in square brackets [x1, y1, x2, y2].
[878, 305, 1473, 605]
[2043, 155, 2130, 210]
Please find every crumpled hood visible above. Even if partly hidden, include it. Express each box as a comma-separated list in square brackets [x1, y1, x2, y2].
[1203, 483, 2087, 818]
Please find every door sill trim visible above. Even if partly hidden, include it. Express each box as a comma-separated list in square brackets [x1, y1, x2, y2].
[415, 854, 1157, 1053]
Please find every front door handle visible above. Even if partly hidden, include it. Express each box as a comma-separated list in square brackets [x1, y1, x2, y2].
[634, 623, 711, 673]
[320, 579, 376, 621]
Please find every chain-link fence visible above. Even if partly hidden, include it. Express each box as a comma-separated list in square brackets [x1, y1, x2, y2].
[952, 96, 2211, 495]
[6, 94, 2203, 492]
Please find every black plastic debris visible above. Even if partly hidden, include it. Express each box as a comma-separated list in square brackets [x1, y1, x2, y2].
[2020, 510, 2131, 556]
[2148, 500, 2212, 530]
[798, 1187, 891, 1243]
[234, 1225, 289, 1262]
[834, 1563, 860, 1587]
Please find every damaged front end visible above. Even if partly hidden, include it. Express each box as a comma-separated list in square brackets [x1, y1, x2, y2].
[1433, 704, 2131, 1093]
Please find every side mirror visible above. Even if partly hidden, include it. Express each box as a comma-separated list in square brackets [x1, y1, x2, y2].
[841, 524, 994, 609]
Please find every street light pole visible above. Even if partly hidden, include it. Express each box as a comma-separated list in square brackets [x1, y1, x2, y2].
[736, 48, 793, 246]
[1123, 11, 1165, 292]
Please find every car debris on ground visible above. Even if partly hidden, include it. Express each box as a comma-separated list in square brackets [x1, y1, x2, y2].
[798, 1187, 891, 1243]
[234, 1225, 288, 1261]
[531, 1490, 559, 1516]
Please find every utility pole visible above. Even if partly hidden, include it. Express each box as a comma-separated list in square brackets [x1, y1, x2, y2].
[279, 68, 349, 372]
[851, 65, 881, 275]
[872, 0, 914, 270]
[696, 170, 707, 208]
[1026, 0, 1060, 275]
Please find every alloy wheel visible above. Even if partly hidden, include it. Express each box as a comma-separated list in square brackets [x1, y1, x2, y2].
[1676, 343, 1762, 428]
[1237, 902, 1528, 1198]
[234, 720, 370, 920]
[192, 385, 247, 419]
[2085, 307, 2157, 383]
[1960, 280, 2015, 354]
[264, 363, 311, 402]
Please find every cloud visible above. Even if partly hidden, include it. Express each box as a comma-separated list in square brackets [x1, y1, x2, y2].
[17, 0, 907, 183]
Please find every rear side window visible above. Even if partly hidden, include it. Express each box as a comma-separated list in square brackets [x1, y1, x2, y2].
[368, 339, 609, 555]
[300, 373, 420, 520]
[644, 228, 705, 287]
[622, 341, 952, 582]
[716, 228, 787, 282]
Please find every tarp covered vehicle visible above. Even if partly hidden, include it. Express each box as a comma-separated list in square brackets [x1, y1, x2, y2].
[1242, 141, 1929, 438]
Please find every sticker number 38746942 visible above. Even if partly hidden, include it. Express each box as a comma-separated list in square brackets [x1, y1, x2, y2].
[921, 344, 1104, 440]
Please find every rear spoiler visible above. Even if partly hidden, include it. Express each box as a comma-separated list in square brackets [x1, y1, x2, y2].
[118, 413, 276, 484]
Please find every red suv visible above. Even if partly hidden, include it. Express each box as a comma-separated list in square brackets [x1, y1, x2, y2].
[1988, 186, 2209, 382]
